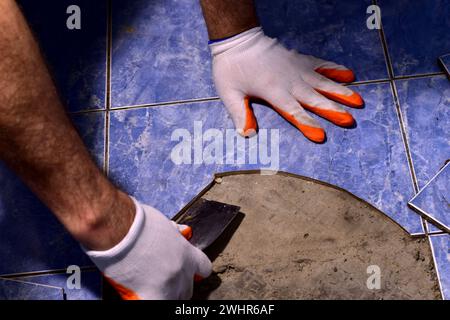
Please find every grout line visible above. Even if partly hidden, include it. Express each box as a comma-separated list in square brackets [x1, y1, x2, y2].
[346, 78, 390, 86]
[393, 72, 445, 81]
[389, 82, 420, 193]
[69, 73, 444, 116]
[373, 0, 393, 79]
[104, 112, 110, 174]
[110, 96, 221, 111]
[70, 108, 106, 116]
[0, 266, 98, 279]
[103, 0, 113, 175]
[374, 0, 429, 235]
[0, 277, 64, 291]
[105, 0, 113, 110]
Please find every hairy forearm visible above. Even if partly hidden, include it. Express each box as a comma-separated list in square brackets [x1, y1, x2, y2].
[0, 0, 133, 250]
[200, 0, 259, 39]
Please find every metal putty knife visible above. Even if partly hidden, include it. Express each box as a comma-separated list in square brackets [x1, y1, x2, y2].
[175, 199, 241, 250]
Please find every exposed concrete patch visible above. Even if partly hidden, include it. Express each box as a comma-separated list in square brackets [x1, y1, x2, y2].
[193, 174, 440, 300]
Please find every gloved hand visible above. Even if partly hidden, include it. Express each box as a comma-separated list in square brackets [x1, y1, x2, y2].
[84, 197, 212, 300]
[210, 27, 364, 143]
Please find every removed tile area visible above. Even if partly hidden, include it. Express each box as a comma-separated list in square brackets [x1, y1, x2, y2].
[194, 174, 440, 299]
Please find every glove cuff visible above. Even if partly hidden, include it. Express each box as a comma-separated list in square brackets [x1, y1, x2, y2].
[209, 26, 263, 57]
[82, 196, 145, 264]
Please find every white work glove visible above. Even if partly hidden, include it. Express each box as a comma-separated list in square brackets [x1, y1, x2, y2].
[84, 197, 212, 300]
[210, 27, 364, 143]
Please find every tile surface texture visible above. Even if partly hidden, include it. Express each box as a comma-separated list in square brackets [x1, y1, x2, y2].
[380, 0, 450, 76]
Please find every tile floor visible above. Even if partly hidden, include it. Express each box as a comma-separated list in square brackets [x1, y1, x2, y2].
[0, 0, 448, 299]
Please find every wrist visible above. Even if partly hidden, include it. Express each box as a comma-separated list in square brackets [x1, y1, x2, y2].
[208, 23, 260, 42]
[200, 0, 260, 40]
[208, 25, 262, 44]
[73, 189, 136, 251]
[209, 26, 265, 57]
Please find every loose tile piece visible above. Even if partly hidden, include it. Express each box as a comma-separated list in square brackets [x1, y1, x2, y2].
[409, 163, 450, 232]
[0, 278, 64, 300]
[439, 54, 450, 78]
[18, 0, 107, 112]
[429, 235, 450, 300]
[108, 83, 423, 234]
[19, 271, 102, 300]
[380, 0, 450, 76]
[111, 0, 387, 108]
[0, 112, 104, 275]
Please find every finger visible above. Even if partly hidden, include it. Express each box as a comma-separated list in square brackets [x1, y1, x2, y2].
[179, 224, 193, 240]
[192, 247, 212, 278]
[221, 92, 258, 137]
[171, 222, 193, 241]
[263, 90, 326, 143]
[308, 56, 356, 83]
[292, 82, 355, 127]
[304, 72, 364, 108]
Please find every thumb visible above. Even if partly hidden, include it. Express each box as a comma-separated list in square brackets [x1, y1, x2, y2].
[221, 92, 258, 138]
[171, 222, 193, 240]
[192, 247, 212, 278]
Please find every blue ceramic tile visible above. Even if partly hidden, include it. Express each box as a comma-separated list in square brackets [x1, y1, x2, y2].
[71, 112, 106, 167]
[0, 278, 63, 300]
[0, 163, 92, 275]
[108, 82, 423, 234]
[256, 0, 387, 81]
[0, 113, 104, 275]
[430, 235, 450, 300]
[380, 0, 450, 76]
[18, 0, 107, 112]
[110, 0, 387, 108]
[110, 0, 214, 107]
[409, 163, 450, 232]
[396, 76, 450, 189]
[18, 271, 102, 300]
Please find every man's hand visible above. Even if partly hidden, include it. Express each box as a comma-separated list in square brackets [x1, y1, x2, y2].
[85, 197, 212, 300]
[210, 27, 363, 143]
